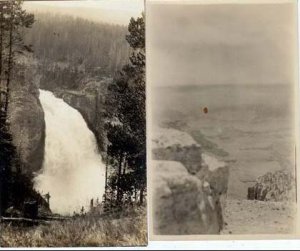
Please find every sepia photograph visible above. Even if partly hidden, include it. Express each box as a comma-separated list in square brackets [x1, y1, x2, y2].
[0, 0, 146, 247]
[147, 0, 299, 237]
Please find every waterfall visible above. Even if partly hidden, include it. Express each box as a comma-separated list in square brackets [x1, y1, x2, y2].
[36, 90, 105, 215]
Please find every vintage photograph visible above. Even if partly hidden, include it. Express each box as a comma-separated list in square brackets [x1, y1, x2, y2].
[147, 0, 298, 236]
[0, 0, 146, 247]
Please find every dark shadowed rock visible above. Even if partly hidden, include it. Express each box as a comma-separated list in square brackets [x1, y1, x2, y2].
[23, 200, 38, 219]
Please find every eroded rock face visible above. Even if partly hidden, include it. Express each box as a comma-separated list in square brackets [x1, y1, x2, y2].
[8, 66, 45, 175]
[198, 154, 229, 210]
[247, 170, 296, 202]
[152, 128, 202, 174]
[152, 127, 229, 235]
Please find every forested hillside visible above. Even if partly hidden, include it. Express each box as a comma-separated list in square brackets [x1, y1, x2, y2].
[23, 13, 130, 90]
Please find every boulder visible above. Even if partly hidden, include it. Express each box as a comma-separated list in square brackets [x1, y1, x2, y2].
[153, 161, 222, 235]
[247, 170, 296, 202]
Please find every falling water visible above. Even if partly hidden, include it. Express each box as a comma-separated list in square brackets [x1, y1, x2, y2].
[35, 89, 105, 215]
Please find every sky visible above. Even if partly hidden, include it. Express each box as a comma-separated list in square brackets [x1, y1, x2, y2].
[147, 2, 297, 86]
[23, 0, 144, 25]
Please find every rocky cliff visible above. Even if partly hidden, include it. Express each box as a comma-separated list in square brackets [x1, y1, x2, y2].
[152, 127, 229, 235]
[7, 65, 45, 175]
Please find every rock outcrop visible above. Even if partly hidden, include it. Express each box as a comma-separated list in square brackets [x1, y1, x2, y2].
[7, 66, 45, 175]
[247, 170, 296, 202]
[152, 128, 202, 174]
[152, 127, 229, 235]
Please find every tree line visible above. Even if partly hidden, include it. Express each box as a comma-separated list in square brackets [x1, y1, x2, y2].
[24, 13, 131, 90]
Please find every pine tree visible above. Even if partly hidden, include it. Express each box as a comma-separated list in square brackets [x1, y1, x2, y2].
[3, 0, 34, 113]
[0, 110, 16, 216]
[104, 13, 146, 207]
[0, 1, 6, 81]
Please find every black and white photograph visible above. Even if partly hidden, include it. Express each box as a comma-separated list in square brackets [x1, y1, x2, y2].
[147, 0, 299, 236]
[0, 0, 146, 247]
[1, 0, 300, 248]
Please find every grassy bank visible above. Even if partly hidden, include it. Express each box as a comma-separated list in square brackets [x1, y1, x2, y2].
[0, 206, 147, 247]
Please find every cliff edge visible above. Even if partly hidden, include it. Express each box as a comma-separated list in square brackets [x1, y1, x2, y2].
[152, 127, 229, 235]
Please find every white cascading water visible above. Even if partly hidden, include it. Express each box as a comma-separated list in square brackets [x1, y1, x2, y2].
[35, 89, 105, 215]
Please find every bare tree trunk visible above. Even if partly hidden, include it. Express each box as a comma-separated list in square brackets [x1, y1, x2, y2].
[0, 4, 4, 79]
[121, 156, 127, 202]
[104, 153, 109, 203]
[4, 3, 14, 114]
[122, 157, 127, 175]
[139, 185, 144, 205]
[116, 152, 123, 203]
[134, 185, 137, 203]
[0, 3, 5, 111]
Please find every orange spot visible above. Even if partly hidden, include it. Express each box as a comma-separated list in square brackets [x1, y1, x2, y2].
[203, 107, 208, 114]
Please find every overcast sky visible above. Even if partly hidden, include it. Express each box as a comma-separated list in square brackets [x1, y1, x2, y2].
[147, 2, 297, 86]
[23, 0, 144, 25]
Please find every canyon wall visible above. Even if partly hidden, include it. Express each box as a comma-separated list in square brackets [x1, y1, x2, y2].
[8, 66, 45, 175]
